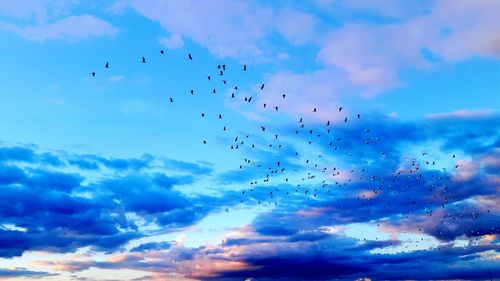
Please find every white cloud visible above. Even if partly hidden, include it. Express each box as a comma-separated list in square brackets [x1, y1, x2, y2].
[108, 75, 125, 82]
[123, 0, 273, 60]
[0, 14, 118, 42]
[158, 33, 184, 49]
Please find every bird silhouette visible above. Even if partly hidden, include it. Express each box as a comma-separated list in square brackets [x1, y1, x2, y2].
[188, 53, 193, 60]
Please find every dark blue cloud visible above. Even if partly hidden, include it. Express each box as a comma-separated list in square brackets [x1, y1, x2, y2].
[0, 144, 222, 258]
[0, 268, 57, 278]
[0, 146, 35, 162]
[163, 159, 213, 175]
[130, 242, 171, 252]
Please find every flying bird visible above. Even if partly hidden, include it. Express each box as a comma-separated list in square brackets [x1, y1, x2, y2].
[188, 53, 193, 60]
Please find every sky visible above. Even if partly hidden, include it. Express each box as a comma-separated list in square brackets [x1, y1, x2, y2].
[0, 0, 499, 280]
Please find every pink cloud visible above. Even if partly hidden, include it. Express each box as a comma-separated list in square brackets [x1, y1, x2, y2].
[316, 0, 500, 95]
[275, 8, 318, 45]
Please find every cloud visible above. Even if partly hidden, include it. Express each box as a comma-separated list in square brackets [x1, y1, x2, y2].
[122, 0, 273, 59]
[0, 144, 226, 258]
[0, 14, 118, 41]
[316, 0, 500, 95]
[0, 267, 57, 279]
[275, 8, 318, 45]
[130, 242, 172, 252]
[1, 110, 499, 279]
[426, 109, 496, 120]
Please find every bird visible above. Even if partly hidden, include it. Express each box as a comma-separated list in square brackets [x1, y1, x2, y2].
[160, 50, 165, 54]
[105, 62, 109, 68]
[169, 97, 174, 103]
[260, 84, 265, 90]
[243, 64, 247, 71]
[91, 72, 95, 77]
[188, 53, 193, 60]
[339, 107, 343, 112]
[313, 108, 317, 112]
[190, 90, 194, 95]
[282, 94, 286, 99]
[141, 56, 146, 63]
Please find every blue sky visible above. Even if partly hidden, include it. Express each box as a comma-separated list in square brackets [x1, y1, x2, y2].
[0, 1, 499, 280]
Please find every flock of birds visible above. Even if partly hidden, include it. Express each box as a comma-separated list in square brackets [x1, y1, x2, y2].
[89, 50, 495, 253]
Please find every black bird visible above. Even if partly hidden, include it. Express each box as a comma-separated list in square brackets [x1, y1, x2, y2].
[243, 64, 247, 71]
[260, 84, 265, 90]
[357, 114, 361, 119]
[282, 94, 286, 99]
[190, 90, 194, 95]
[91, 72, 95, 77]
[219, 114, 222, 119]
[207, 76, 211, 81]
[231, 93, 235, 98]
[169, 97, 174, 103]
[188, 53, 193, 60]
[344, 117, 348, 122]
[339, 107, 343, 112]
[141, 56, 146, 63]
[105, 62, 109, 68]
[313, 108, 317, 112]
[222, 64, 226, 71]
[160, 50, 165, 54]
[201, 113, 205, 117]
[275, 106, 278, 112]
[263, 103, 267, 108]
